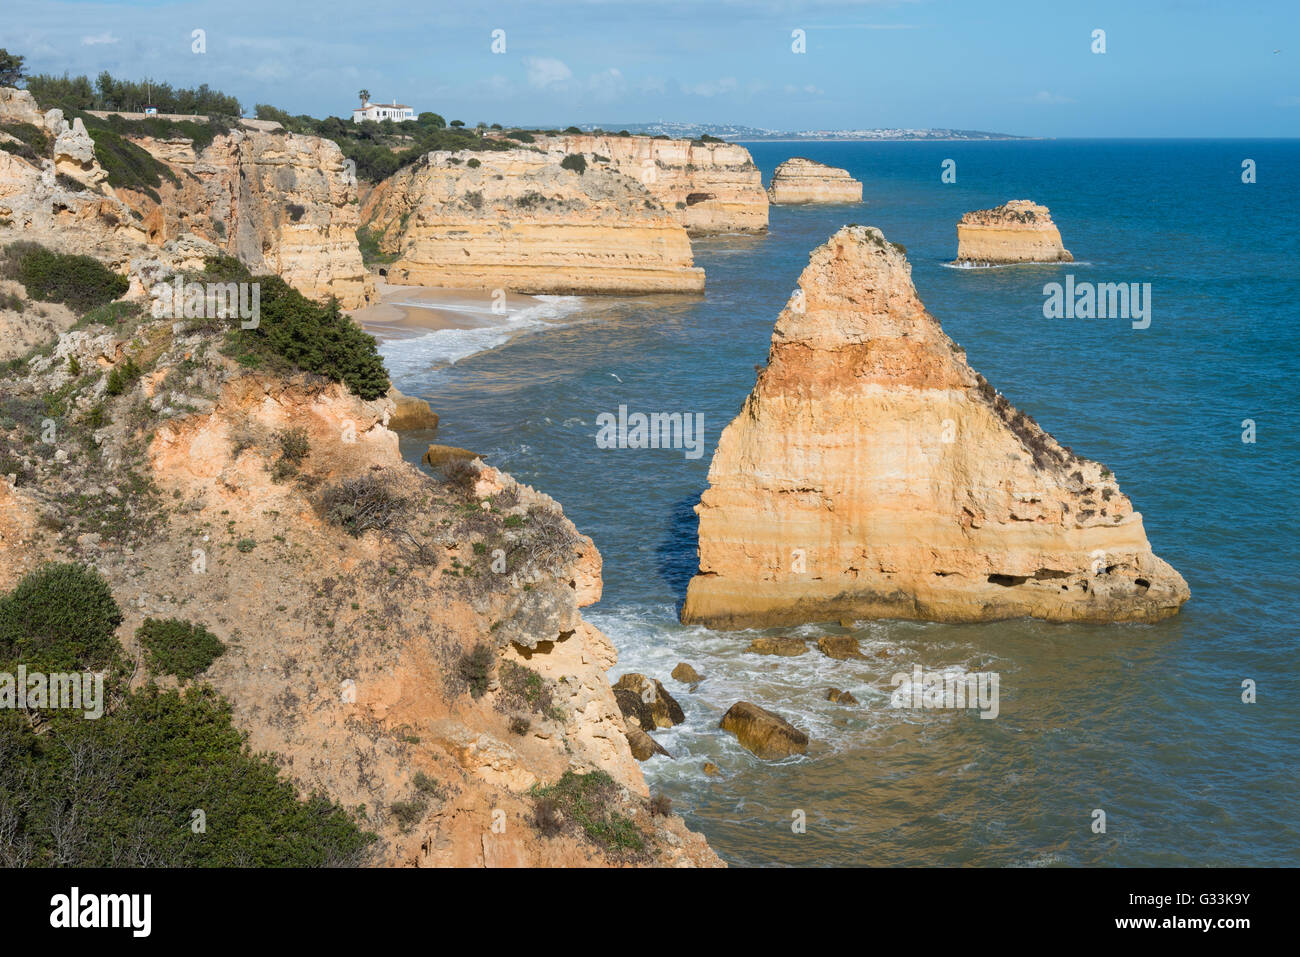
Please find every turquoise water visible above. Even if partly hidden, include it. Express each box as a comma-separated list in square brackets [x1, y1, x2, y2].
[386, 140, 1300, 866]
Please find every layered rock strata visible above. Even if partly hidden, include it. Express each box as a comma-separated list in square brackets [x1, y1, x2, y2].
[682, 225, 1189, 628]
[360, 149, 705, 294]
[128, 129, 373, 307]
[767, 157, 862, 204]
[533, 133, 768, 234]
[0, 87, 372, 308]
[954, 199, 1072, 265]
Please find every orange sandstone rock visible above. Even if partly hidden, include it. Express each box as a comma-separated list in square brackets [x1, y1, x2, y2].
[767, 157, 862, 205]
[955, 199, 1072, 265]
[682, 225, 1189, 629]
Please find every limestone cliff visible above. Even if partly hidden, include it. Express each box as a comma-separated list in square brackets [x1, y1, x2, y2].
[767, 157, 862, 204]
[361, 148, 705, 294]
[0, 88, 372, 308]
[126, 129, 373, 307]
[682, 226, 1189, 628]
[955, 199, 1072, 265]
[532, 133, 769, 234]
[0, 309, 720, 867]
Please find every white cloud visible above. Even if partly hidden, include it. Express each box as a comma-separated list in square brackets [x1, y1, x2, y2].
[682, 76, 738, 97]
[1026, 90, 1075, 104]
[525, 57, 573, 89]
[81, 32, 119, 46]
[784, 84, 825, 95]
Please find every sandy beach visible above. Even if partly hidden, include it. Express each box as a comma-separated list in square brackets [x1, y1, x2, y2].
[350, 280, 585, 373]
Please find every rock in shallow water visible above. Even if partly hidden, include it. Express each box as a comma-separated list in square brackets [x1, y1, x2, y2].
[671, 661, 703, 683]
[613, 674, 684, 729]
[719, 701, 809, 759]
[746, 636, 808, 657]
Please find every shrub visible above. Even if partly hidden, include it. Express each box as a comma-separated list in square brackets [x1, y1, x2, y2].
[437, 457, 479, 494]
[0, 684, 375, 866]
[389, 798, 427, 832]
[87, 128, 179, 203]
[649, 793, 672, 817]
[223, 273, 390, 400]
[532, 797, 564, 836]
[356, 226, 397, 266]
[560, 153, 587, 175]
[530, 770, 645, 854]
[509, 715, 531, 736]
[0, 563, 123, 671]
[78, 300, 141, 328]
[1, 242, 128, 313]
[499, 660, 561, 720]
[0, 122, 50, 155]
[319, 473, 405, 536]
[136, 617, 226, 680]
[277, 427, 310, 463]
[104, 356, 141, 396]
[466, 158, 481, 169]
[458, 643, 494, 699]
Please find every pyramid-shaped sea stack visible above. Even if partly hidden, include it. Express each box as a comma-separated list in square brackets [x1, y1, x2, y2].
[681, 226, 1189, 629]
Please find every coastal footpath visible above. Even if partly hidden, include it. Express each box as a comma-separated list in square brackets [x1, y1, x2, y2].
[532, 132, 769, 234]
[360, 148, 705, 294]
[955, 199, 1073, 265]
[682, 226, 1189, 628]
[767, 157, 862, 204]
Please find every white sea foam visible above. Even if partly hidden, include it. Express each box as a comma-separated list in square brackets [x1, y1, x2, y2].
[377, 295, 583, 378]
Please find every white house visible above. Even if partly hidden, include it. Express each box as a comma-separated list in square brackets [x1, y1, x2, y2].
[352, 99, 416, 123]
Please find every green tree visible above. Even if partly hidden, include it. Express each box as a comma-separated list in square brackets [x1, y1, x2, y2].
[0, 49, 26, 88]
[358, 88, 369, 106]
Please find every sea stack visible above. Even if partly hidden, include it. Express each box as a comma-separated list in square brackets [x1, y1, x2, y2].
[767, 158, 863, 204]
[681, 226, 1189, 629]
[954, 199, 1072, 265]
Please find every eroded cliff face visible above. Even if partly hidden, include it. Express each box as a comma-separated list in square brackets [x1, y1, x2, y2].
[955, 199, 1072, 265]
[0, 87, 371, 308]
[682, 225, 1188, 629]
[127, 130, 373, 307]
[361, 148, 705, 294]
[532, 133, 769, 234]
[0, 96, 150, 267]
[767, 157, 862, 205]
[0, 314, 719, 867]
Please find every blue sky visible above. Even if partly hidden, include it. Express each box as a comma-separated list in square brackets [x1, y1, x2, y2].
[3, 0, 1296, 136]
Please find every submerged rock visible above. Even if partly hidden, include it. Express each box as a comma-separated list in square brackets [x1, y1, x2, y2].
[826, 688, 858, 705]
[746, 636, 808, 656]
[719, 702, 809, 759]
[817, 635, 865, 660]
[682, 225, 1189, 629]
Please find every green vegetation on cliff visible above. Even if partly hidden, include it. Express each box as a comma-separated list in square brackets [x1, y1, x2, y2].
[209, 257, 390, 400]
[1, 242, 128, 313]
[0, 564, 374, 867]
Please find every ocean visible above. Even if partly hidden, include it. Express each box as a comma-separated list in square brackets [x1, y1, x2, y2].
[380, 139, 1300, 866]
